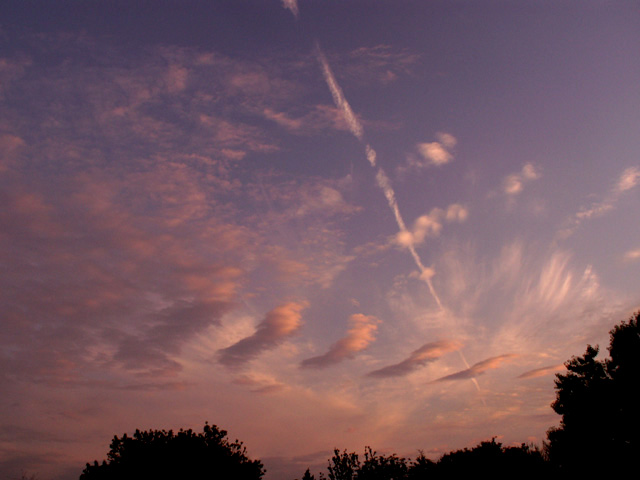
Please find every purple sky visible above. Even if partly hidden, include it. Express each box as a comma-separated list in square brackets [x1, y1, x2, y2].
[1, 1, 639, 479]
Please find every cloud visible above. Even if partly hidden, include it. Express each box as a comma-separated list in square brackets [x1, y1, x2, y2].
[261, 104, 371, 137]
[263, 108, 303, 130]
[503, 163, 541, 195]
[0, 134, 25, 172]
[368, 340, 462, 378]
[417, 142, 451, 166]
[518, 364, 565, 379]
[218, 302, 307, 367]
[294, 185, 360, 218]
[0, 162, 253, 381]
[405, 133, 457, 169]
[199, 114, 279, 153]
[366, 144, 377, 167]
[616, 166, 640, 192]
[446, 203, 469, 222]
[0, 56, 33, 99]
[395, 204, 468, 248]
[301, 314, 379, 368]
[558, 165, 639, 239]
[282, 0, 299, 18]
[436, 132, 457, 149]
[624, 248, 640, 262]
[234, 372, 288, 394]
[434, 354, 516, 382]
[165, 64, 188, 93]
[345, 45, 421, 85]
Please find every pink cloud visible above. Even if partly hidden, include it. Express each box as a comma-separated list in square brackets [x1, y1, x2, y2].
[434, 354, 517, 382]
[368, 340, 462, 378]
[518, 364, 565, 379]
[301, 314, 379, 368]
[218, 302, 307, 367]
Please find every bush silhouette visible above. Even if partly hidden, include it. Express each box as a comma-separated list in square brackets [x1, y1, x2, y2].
[80, 422, 265, 480]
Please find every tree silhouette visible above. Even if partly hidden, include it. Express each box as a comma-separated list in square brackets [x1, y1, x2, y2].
[436, 438, 547, 476]
[299, 440, 546, 479]
[297, 468, 316, 480]
[358, 447, 407, 480]
[546, 311, 640, 473]
[405, 451, 436, 479]
[326, 449, 360, 480]
[80, 422, 265, 480]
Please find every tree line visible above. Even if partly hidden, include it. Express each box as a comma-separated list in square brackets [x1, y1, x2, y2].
[79, 312, 639, 479]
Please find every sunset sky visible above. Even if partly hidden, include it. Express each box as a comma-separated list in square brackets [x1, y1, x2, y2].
[1, 1, 639, 479]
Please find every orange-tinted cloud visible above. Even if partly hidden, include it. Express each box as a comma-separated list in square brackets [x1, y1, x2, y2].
[301, 314, 379, 368]
[218, 302, 307, 366]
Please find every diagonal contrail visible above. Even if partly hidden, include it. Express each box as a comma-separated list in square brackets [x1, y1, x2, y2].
[280, 7, 473, 388]
[316, 47, 364, 141]
[316, 44, 443, 311]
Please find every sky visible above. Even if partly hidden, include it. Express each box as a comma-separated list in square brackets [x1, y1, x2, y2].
[1, 1, 639, 479]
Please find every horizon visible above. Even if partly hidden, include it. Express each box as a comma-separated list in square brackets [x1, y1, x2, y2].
[1, 1, 639, 479]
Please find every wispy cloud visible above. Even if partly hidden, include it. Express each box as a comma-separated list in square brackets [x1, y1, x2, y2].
[624, 248, 640, 262]
[558, 165, 640, 239]
[433, 354, 516, 382]
[345, 45, 420, 85]
[263, 108, 303, 130]
[368, 340, 462, 378]
[1, 159, 254, 381]
[301, 314, 379, 368]
[616, 166, 640, 192]
[293, 185, 360, 218]
[0, 134, 25, 171]
[518, 364, 564, 379]
[218, 302, 307, 367]
[234, 372, 288, 394]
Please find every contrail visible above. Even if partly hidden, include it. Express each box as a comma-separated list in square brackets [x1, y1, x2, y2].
[457, 349, 482, 395]
[282, 12, 471, 389]
[316, 47, 364, 141]
[316, 44, 444, 310]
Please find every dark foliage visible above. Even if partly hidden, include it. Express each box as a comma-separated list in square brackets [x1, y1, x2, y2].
[302, 440, 546, 479]
[298, 468, 316, 480]
[80, 423, 265, 480]
[437, 439, 547, 476]
[358, 447, 407, 480]
[546, 311, 640, 473]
